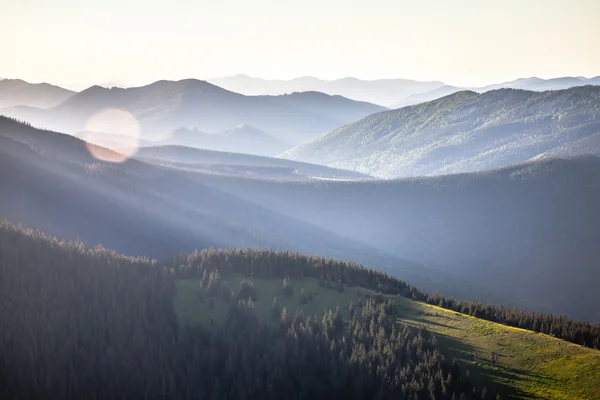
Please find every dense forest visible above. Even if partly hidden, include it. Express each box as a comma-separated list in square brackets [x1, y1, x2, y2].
[1, 221, 599, 399]
[0, 221, 478, 399]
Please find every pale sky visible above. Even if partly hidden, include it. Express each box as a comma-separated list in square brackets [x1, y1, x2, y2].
[1, 0, 599, 89]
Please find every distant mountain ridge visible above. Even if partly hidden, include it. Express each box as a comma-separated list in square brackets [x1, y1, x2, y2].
[281, 86, 600, 178]
[0, 79, 75, 109]
[151, 124, 289, 156]
[208, 74, 444, 107]
[209, 74, 600, 107]
[0, 79, 385, 149]
[394, 76, 600, 107]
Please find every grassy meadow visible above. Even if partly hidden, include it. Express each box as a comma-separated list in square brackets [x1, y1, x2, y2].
[174, 275, 600, 399]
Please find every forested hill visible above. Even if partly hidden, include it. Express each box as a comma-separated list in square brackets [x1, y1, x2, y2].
[1, 222, 599, 399]
[0, 222, 476, 399]
[281, 86, 600, 178]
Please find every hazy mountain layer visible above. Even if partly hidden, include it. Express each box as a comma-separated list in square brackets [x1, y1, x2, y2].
[136, 145, 372, 180]
[156, 124, 289, 156]
[0, 79, 385, 145]
[208, 75, 444, 107]
[0, 79, 75, 109]
[210, 74, 600, 107]
[282, 86, 600, 178]
[0, 117, 426, 282]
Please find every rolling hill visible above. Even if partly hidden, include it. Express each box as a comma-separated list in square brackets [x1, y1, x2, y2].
[0, 78, 75, 109]
[2, 222, 599, 399]
[282, 86, 600, 178]
[155, 124, 289, 156]
[0, 79, 385, 145]
[185, 155, 600, 323]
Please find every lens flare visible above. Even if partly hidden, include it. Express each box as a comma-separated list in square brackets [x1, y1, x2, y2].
[83, 108, 140, 163]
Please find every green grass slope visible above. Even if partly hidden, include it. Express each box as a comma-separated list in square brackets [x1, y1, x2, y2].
[175, 274, 369, 328]
[175, 275, 600, 400]
[395, 297, 600, 400]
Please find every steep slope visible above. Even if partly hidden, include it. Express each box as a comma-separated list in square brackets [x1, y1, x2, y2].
[0, 79, 384, 145]
[209, 74, 444, 106]
[187, 156, 600, 322]
[0, 117, 424, 280]
[135, 145, 372, 180]
[282, 86, 600, 178]
[0, 79, 75, 109]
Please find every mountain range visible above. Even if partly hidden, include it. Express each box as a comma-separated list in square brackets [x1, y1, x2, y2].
[282, 86, 600, 178]
[208, 75, 445, 107]
[391, 76, 600, 107]
[2, 115, 600, 322]
[0, 79, 385, 149]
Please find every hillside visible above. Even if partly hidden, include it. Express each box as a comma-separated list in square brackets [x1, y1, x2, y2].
[0, 116, 423, 279]
[185, 155, 600, 323]
[135, 145, 372, 180]
[0, 79, 385, 145]
[176, 272, 600, 399]
[2, 223, 599, 399]
[282, 86, 600, 178]
[0, 78, 75, 109]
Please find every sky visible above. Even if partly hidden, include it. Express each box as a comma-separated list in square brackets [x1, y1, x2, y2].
[1, 0, 599, 89]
